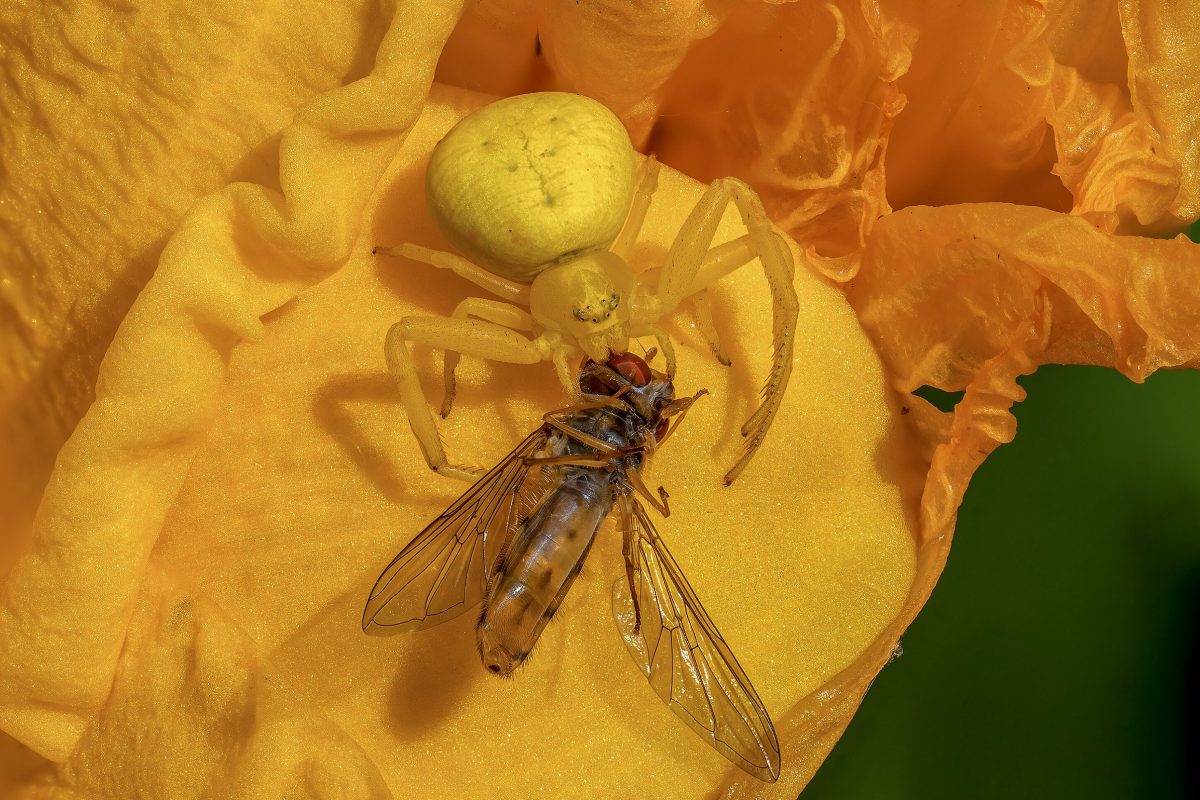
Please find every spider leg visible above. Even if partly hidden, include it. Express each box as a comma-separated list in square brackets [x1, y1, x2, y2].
[644, 178, 799, 485]
[384, 316, 559, 482]
[375, 243, 531, 306]
[689, 290, 732, 366]
[639, 324, 676, 379]
[610, 155, 660, 261]
[442, 299, 534, 417]
[551, 346, 582, 402]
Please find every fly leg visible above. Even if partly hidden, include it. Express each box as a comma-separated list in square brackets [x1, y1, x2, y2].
[522, 454, 611, 468]
[578, 393, 632, 409]
[627, 468, 670, 518]
[619, 495, 642, 633]
[655, 389, 708, 447]
[542, 405, 626, 457]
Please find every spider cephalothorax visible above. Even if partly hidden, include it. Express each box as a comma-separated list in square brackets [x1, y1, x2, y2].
[377, 92, 798, 485]
[530, 250, 635, 362]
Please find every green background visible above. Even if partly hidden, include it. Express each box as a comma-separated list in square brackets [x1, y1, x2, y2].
[803, 221, 1200, 800]
[804, 366, 1200, 799]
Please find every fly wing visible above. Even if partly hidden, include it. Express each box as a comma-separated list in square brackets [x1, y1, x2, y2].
[613, 497, 781, 782]
[363, 427, 552, 634]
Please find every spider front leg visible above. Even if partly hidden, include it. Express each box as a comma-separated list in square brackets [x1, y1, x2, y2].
[611, 155, 660, 261]
[689, 290, 732, 366]
[442, 298, 535, 417]
[618, 494, 642, 632]
[374, 243, 531, 305]
[643, 324, 677, 379]
[384, 317, 562, 482]
[644, 177, 799, 485]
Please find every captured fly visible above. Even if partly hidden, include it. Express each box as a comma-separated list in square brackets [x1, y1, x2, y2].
[362, 353, 780, 782]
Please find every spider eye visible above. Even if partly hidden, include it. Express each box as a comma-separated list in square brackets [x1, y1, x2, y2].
[609, 293, 620, 310]
[572, 307, 587, 322]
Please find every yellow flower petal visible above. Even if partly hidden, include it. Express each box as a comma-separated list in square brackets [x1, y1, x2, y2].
[0, 0, 463, 762]
[0, 0, 392, 560]
[1, 76, 920, 795]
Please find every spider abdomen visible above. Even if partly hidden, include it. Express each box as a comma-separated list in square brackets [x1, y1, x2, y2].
[426, 92, 637, 281]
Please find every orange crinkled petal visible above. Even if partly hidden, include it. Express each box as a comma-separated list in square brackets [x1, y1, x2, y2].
[1116, 0, 1200, 226]
[539, 0, 739, 143]
[888, 0, 1199, 234]
[811, 205, 1200, 800]
[847, 201, 1200, 553]
[849, 204, 1200, 393]
[526, 1, 910, 280]
[886, 0, 1068, 213]
[644, 0, 909, 278]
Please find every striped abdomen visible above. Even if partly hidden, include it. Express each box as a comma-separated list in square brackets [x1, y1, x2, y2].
[477, 469, 613, 676]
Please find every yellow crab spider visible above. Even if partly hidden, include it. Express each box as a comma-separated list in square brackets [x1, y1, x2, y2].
[377, 92, 798, 485]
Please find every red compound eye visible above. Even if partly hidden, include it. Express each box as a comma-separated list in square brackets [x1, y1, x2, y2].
[579, 352, 652, 395]
[608, 352, 652, 386]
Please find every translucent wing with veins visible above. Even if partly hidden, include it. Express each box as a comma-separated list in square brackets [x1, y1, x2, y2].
[613, 497, 781, 782]
[363, 428, 551, 633]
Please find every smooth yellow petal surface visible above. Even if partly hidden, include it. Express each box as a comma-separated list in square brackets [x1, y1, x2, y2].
[1, 80, 921, 797]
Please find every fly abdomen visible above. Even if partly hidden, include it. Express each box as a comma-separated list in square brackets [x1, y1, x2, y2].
[477, 470, 613, 676]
